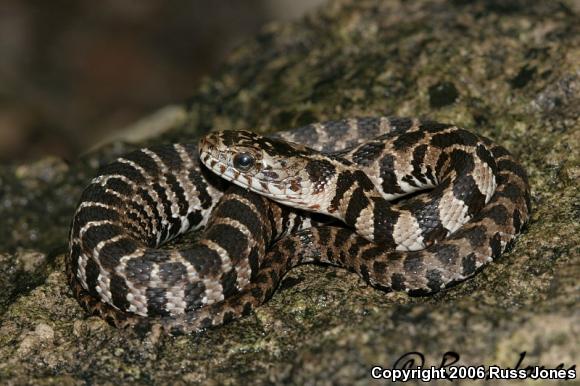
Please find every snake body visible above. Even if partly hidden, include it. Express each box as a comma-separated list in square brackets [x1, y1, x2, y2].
[68, 117, 530, 334]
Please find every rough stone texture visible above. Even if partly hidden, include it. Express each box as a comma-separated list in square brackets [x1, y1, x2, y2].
[1, 0, 578, 384]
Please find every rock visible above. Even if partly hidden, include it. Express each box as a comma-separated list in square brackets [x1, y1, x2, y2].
[0, 0, 578, 384]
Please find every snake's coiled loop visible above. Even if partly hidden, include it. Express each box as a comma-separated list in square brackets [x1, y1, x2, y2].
[68, 117, 530, 334]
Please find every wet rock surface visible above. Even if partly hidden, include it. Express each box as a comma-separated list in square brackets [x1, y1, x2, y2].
[1, 0, 578, 384]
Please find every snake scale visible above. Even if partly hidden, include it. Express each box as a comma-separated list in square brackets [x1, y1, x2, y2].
[67, 117, 530, 334]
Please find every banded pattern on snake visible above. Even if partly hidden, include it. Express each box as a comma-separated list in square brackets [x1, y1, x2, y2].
[67, 117, 530, 334]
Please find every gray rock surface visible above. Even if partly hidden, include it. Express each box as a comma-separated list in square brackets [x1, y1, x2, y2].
[1, 0, 578, 384]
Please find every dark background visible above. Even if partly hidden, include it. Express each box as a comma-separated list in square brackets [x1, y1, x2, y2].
[0, 0, 323, 162]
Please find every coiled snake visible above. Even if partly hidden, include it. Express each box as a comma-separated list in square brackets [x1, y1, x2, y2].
[67, 117, 530, 334]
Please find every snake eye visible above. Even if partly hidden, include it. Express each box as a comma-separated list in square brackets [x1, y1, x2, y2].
[233, 152, 255, 171]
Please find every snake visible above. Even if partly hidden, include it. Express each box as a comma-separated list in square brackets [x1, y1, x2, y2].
[67, 117, 531, 334]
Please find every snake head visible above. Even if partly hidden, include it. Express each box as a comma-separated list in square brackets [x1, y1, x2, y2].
[199, 130, 328, 210]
